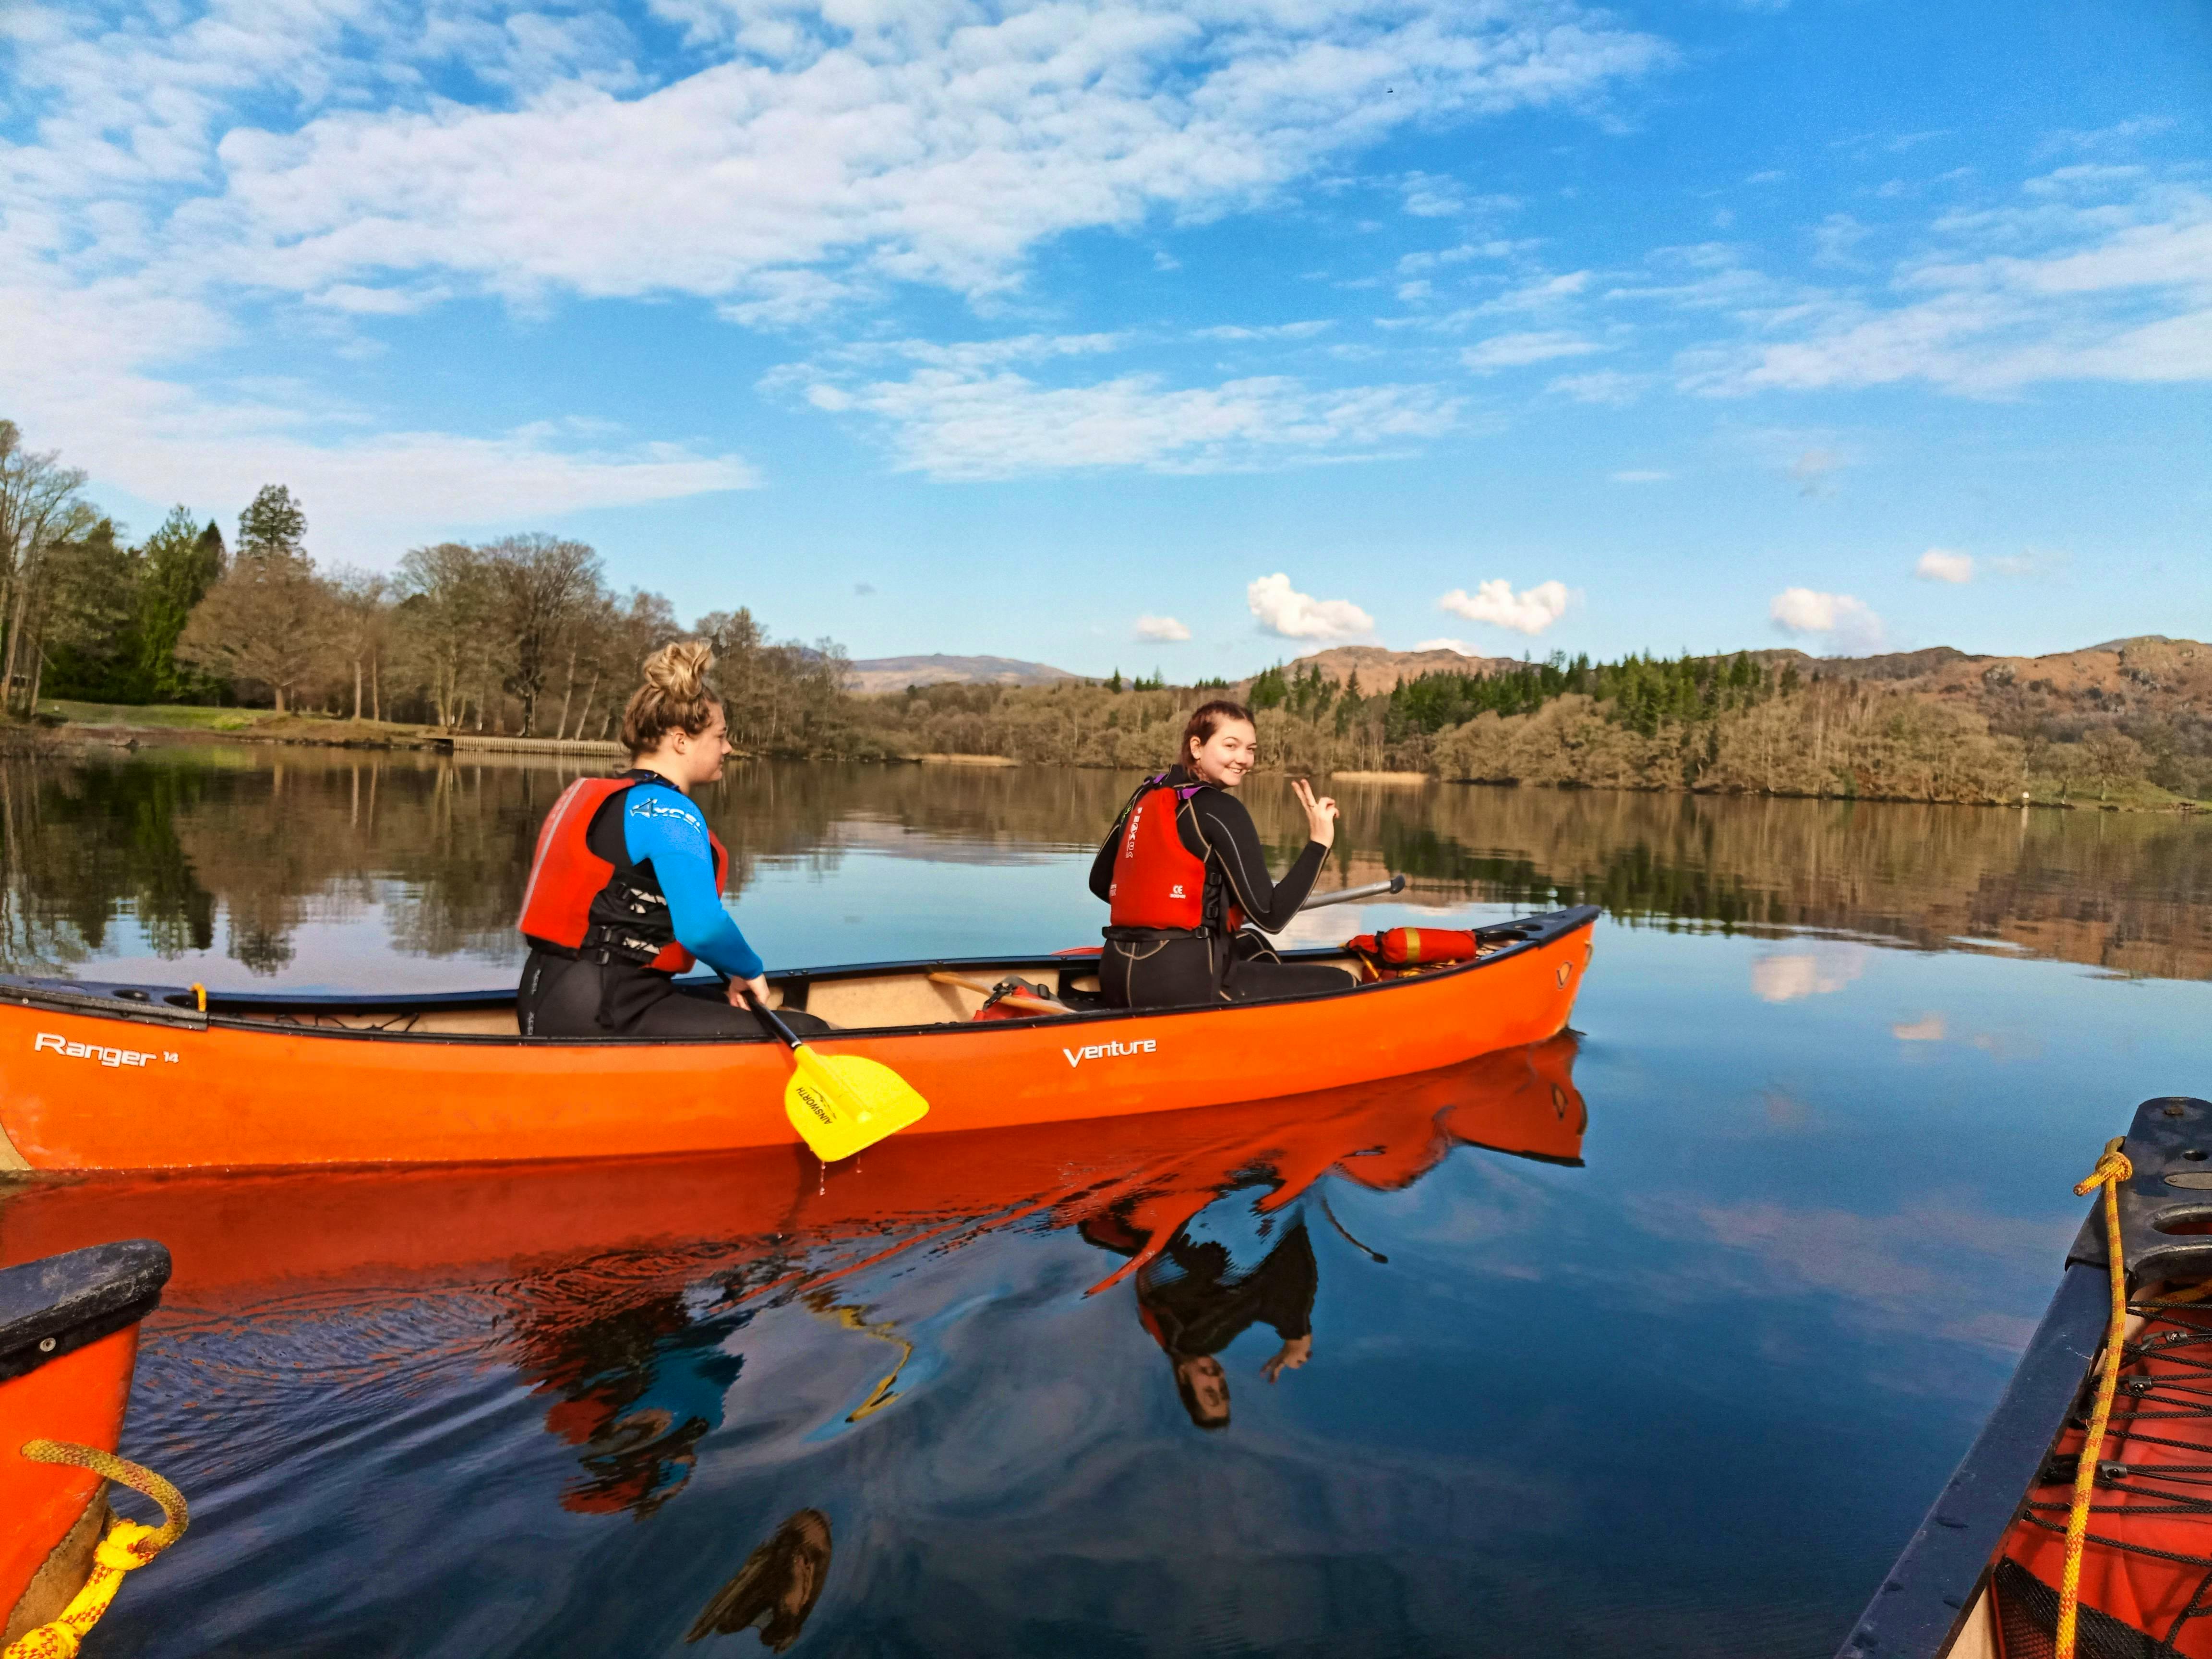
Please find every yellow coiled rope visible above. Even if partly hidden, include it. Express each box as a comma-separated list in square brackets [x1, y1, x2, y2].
[2057, 1137, 2134, 1659]
[5, 1442, 187, 1659]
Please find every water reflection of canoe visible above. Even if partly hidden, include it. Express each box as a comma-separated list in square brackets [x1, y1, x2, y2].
[1838, 1094, 2212, 1659]
[0, 1038, 1587, 1310]
[0, 1044, 1586, 1522]
[1, 1240, 171, 1646]
[0, 906, 1596, 1173]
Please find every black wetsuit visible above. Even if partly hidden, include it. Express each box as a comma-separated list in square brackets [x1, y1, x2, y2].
[1135, 1220, 1317, 1363]
[1087, 766, 1355, 1008]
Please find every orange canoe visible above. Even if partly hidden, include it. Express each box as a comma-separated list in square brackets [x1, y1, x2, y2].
[0, 907, 1595, 1174]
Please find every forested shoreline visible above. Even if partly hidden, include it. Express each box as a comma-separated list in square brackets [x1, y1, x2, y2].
[2, 420, 2202, 809]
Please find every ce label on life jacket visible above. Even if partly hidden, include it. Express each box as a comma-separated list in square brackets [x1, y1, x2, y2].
[1062, 1038, 1157, 1070]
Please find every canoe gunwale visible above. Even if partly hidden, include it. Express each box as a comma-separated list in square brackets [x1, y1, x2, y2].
[1837, 1094, 2212, 1659]
[1832, 1261, 2103, 1659]
[0, 907, 1600, 1049]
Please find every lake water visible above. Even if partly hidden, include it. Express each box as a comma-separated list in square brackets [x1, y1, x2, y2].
[2, 749, 2209, 1658]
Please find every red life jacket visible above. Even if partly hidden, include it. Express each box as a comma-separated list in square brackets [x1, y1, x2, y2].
[517, 774, 730, 974]
[1107, 778, 1244, 935]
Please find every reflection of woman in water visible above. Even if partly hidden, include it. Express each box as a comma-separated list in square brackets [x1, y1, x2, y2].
[511, 1272, 754, 1519]
[1087, 1186, 1318, 1431]
[688, 1509, 833, 1651]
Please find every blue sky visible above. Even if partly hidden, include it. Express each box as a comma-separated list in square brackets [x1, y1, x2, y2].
[3, 0, 2207, 679]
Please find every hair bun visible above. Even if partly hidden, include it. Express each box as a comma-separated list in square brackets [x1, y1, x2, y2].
[643, 640, 715, 699]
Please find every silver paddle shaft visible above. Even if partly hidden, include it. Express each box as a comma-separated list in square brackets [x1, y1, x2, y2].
[1296, 874, 1407, 913]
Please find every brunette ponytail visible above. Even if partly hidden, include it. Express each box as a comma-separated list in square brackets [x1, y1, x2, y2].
[621, 641, 722, 756]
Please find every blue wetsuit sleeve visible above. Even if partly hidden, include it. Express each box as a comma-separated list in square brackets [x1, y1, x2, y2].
[623, 787, 764, 981]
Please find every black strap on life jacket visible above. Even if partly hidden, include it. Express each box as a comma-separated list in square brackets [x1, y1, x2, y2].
[579, 769, 684, 968]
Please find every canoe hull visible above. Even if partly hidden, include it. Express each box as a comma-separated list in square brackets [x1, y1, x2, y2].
[0, 909, 1597, 1172]
[0, 1240, 171, 1646]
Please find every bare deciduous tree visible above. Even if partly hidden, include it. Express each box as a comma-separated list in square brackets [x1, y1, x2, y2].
[176, 561, 336, 714]
[485, 535, 602, 736]
[0, 422, 98, 715]
[393, 542, 492, 731]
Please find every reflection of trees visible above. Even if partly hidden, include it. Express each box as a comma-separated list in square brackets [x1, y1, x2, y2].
[0, 752, 220, 970]
[1322, 785, 2212, 978]
[4, 750, 2208, 982]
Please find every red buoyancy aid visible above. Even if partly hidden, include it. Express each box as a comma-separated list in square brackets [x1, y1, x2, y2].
[1107, 778, 1244, 935]
[517, 775, 730, 974]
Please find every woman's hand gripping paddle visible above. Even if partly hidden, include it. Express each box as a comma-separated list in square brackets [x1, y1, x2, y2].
[747, 992, 929, 1161]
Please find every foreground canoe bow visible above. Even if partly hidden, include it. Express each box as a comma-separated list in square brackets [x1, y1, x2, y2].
[1, 1240, 175, 1648]
[0, 907, 1596, 1173]
[1838, 1094, 2212, 1659]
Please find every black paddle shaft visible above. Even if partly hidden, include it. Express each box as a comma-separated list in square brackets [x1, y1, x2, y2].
[740, 986, 805, 1052]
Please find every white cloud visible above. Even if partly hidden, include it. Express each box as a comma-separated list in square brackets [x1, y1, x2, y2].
[1915, 547, 1975, 583]
[1770, 587, 1884, 653]
[1752, 946, 1867, 1003]
[791, 366, 1461, 480]
[1248, 574, 1374, 641]
[1401, 173, 1468, 217]
[1892, 1013, 1947, 1040]
[1397, 240, 1527, 275]
[1460, 330, 1602, 371]
[1411, 638, 1481, 654]
[1134, 614, 1191, 641]
[8, 0, 1672, 317]
[1482, 270, 1594, 312]
[0, 0, 1671, 523]
[1437, 578, 1570, 636]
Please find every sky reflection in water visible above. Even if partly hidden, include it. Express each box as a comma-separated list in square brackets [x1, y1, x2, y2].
[0, 753, 2207, 1656]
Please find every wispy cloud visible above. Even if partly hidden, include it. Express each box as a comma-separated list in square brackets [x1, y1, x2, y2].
[1461, 331, 1603, 371]
[1134, 614, 1191, 641]
[1915, 547, 1974, 583]
[1193, 322, 1334, 342]
[1549, 371, 1645, 406]
[0, 0, 1671, 527]
[1684, 177, 2212, 396]
[786, 363, 1462, 479]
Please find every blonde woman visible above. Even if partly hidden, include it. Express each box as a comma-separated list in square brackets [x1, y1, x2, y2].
[516, 642, 827, 1041]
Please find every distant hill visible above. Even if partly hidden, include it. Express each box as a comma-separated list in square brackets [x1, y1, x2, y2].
[845, 653, 1081, 695]
[1246, 645, 1526, 697]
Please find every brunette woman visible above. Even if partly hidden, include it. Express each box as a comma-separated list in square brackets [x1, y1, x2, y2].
[516, 642, 828, 1041]
[1088, 699, 1355, 1008]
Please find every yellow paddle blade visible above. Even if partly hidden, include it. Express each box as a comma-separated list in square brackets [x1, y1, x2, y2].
[783, 1044, 930, 1162]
